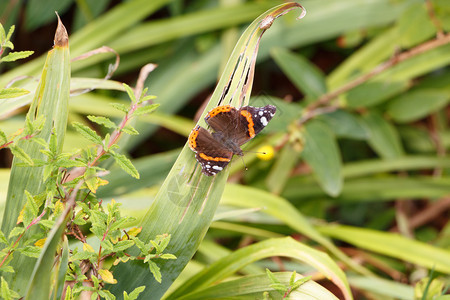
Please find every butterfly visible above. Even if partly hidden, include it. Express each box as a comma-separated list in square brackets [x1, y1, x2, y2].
[188, 104, 276, 176]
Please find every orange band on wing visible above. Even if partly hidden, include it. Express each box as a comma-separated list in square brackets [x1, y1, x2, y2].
[240, 110, 255, 138]
[206, 105, 233, 119]
[199, 153, 230, 162]
[188, 126, 200, 149]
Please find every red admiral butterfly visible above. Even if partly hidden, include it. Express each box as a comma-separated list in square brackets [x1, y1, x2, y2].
[188, 104, 276, 176]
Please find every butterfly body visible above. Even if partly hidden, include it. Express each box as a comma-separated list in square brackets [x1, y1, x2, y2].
[188, 104, 276, 176]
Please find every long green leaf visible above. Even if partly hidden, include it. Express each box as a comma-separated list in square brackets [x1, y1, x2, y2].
[318, 225, 450, 274]
[222, 184, 372, 277]
[178, 272, 339, 300]
[108, 4, 307, 298]
[302, 119, 343, 196]
[24, 204, 72, 299]
[270, 47, 327, 99]
[1, 16, 70, 293]
[166, 237, 351, 300]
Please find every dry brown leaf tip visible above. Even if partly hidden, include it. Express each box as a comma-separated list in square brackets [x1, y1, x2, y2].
[54, 11, 69, 48]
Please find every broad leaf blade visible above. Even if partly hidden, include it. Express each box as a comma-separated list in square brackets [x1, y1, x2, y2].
[318, 225, 450, 274]
[24, 205, 72, 300]
[1, 16, 70, 293]
[166, 237, 352, 300]
[302, 119, 343, 197]
[179, 272, 338, 300]
[109, 4, 306, 299]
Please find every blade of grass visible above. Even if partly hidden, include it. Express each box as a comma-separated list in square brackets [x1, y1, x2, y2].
[108, 4, 307, 298]
[178, 272, 339, 300]
[24, 203, 73, 300]
[318, 224, 450, 274]
[166, 237, 351, 300]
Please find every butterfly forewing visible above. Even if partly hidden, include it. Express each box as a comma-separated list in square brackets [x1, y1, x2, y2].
[235, 105, 276, 146]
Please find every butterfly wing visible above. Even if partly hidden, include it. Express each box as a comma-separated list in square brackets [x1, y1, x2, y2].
[188, 125, 233, 176]
[234, 105, 277, 146]
[204, 105, 241, 134]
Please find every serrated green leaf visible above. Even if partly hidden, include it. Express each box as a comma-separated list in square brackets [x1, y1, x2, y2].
[38, 220, 55, 229]
[0, 231, 8, 245]
[0, 23, 5, 43]
[289, 271, 296, 286]
[147, 260, 162, 283]
[1, 276, 20, 300]
[109, 102, 129, 113]
[150, 240, 160, 253]
[23, 191, 38, 227]
[48, 132, 57, 154]
[292, 276, 311, 290]
[113, 240, 134, 252]
[110, 151, 139, 179]
[0, 51, 34, 62]
[121, 125, 139, 135]
[70, 250, 96, 261]
[84, 167, 98, 193]
[0, 266, 14, 274]
[72, 122, 102, 144]
[64, 286, 72, 300]
[158, 234, 170, 252]
[101, 240, 114, 252]
[159, 253, 176, 260]
[8, 227, 24, 240]
[132, 237, 148, 254]
[0, 130, 7, 145]
[123, 83, 136, 102]
[124, 286, 146, 300]
[133, 104, 159, 116]
[266, 268, 279, 284]
[87, 115, 116, 129]
[31, 137, 48, 148]
[18, 246, 41, 258]
[139, 95, 157, 102]
[0, 88, 30, 99]
[9, 145, 34, 165]
[3, 41, 13, 50]
[5, 25, 15, 42]
[269, 283, 287, 292]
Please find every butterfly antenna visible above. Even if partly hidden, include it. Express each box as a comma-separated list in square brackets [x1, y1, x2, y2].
[240, 155, 248, 171]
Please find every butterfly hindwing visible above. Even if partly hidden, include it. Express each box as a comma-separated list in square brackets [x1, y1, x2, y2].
[188, 125, 233, 176]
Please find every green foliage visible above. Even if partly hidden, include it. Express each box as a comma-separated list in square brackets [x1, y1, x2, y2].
[1, 0, 450, 299]
[266, 269, 311, 298]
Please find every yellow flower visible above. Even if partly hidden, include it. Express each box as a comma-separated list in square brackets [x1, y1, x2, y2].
[256, 145, 275, 161]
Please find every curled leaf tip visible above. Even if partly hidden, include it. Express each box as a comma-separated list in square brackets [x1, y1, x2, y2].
[54, 11, 69, 48]
[259, 2, 306, 30]
[297, 5, 307, 20]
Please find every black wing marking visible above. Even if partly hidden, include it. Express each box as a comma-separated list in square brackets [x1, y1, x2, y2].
[234, 105, 276, 146]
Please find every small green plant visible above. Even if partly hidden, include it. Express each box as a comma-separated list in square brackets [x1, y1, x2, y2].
[264, 269, 311, 299]
[0, 24, 34, 99]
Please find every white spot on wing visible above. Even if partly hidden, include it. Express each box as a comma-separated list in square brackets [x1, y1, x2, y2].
[260, 116, 268, 126]
[212, 165, 223, 171]
[259, 111, 263, 116]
